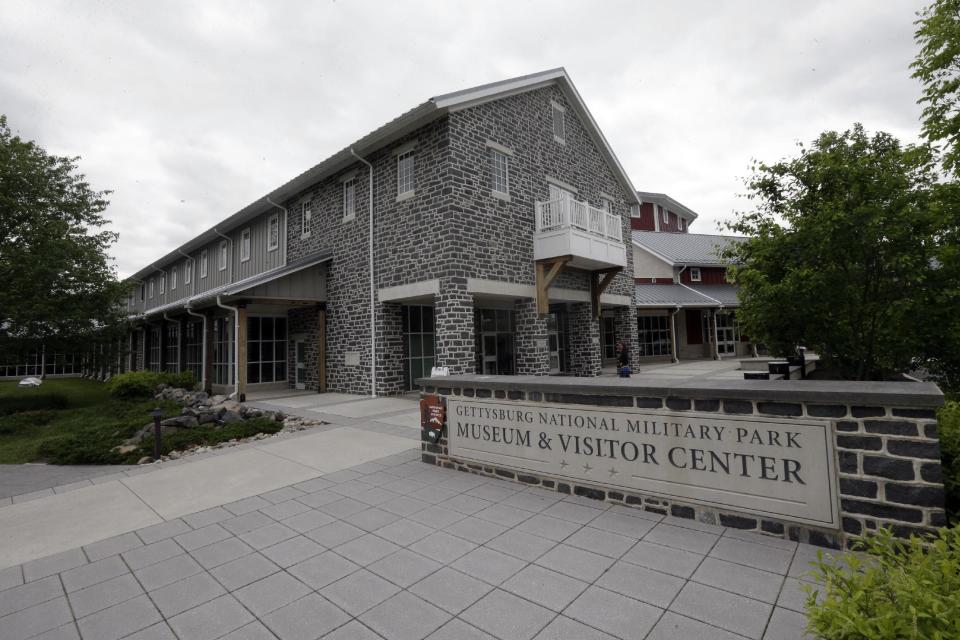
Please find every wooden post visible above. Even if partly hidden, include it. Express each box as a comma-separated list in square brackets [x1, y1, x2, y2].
[535, 256, 571, 316]
[318, 307, 327, 393]
[591, 268, 621, 319]
[237, 306, 248, 400]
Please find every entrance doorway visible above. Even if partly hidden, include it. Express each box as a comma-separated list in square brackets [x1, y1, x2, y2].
[716, 312, 738, 356]
[294, 339, 306, 390]
[600, 313, 616, 364]
[401, 306, 435, 390]
[476, 308, 515, 375]
[547, 311, 566, 374]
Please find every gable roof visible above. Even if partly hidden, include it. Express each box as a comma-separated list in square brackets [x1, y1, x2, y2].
[632, 231, 747, 267]
[636, 192, 699, 221]
[129, 68, 638, 281]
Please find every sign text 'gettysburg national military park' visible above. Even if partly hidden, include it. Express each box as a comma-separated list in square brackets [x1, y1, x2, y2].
[446, 398, 839, 527]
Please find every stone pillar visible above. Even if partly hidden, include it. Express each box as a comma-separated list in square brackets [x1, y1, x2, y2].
[567, 302, 601, 376]
[612, 305, 639, 368]
[434, 277, 475, 376]
[376, 303, 406, 394]
[514, 299, 550, 375]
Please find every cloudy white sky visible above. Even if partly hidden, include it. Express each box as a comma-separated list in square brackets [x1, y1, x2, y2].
[1, 0, 928, 277]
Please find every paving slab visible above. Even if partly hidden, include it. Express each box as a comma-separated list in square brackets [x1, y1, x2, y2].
[312, 397, 418, 418]
[0, 482, 161, 570]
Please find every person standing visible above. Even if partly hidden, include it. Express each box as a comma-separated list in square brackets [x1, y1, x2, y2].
[616, 341, 631, 377]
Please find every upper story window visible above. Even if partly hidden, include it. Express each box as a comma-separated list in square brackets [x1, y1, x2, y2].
[148, 279, 154, 298]
[171, 266, 177, 290]
[184, 259, 192, 285]
[268, 214, 279, 251]
[397, 150, 415, 197]
[679, 217, 685, 231]
[301, 203, 312, 238]
[159, 274, 165, 295]
[200, 250, 208, 279]
[662, 206, 669, 224]
[600, 197, 612, 212]
[219, 240, 228, 271]
[551, 101, 566, 144]
[343, 178, 356, 221]
[490, 149, 509, 197]
[240, 228, 251, 262]
[690, 267, 702, 282]
[140, 283, 145, 301]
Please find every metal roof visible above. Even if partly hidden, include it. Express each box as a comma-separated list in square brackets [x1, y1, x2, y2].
[632, 231, 746, 266]
[130, 68, 640, 281]
[634, 283, 740, 308]
[635, 192, 699, 221]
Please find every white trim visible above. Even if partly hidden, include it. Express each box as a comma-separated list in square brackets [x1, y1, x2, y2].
[218, 240, 228, 271]
[392, 140, 418, 156]
[267, 214, 280, 251]
[183, 258, 192, 285]
[300, 203, 312, 239]
[200, 250, 208, 279]
[170, 265, 177, 290]
[690, 267, 702, 282]
[485, 140, 515, 157]
[492, 191, 511, 202]
[490, 147, 510, 197]
[467, 278, 534, 298]
[395, 190, 416, 203]
[396, 149, 415, 198]
[342, 178, 356, 221]
[545, 176, 578, 193]
[378, 279, 440, 302]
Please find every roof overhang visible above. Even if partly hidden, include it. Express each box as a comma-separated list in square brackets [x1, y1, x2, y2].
[635, 192, 700, 221]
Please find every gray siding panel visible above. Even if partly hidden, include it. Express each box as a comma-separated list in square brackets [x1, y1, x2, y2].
[244, 264, 326, 300]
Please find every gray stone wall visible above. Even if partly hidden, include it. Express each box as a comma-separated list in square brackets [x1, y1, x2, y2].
[420, 382, 947, 549]
[567, 303, 601, 376]
[613, 306, 640, 367]
[287, 306, 320, 390]
[514, 299, 549, 375]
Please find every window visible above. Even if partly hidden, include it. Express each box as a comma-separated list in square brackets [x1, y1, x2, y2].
[551, 102, 565, 143]
[184, 321, 203, 382]
[159, 274, 165, 295]
[213, 317, 234, 385]
[679, 217, 685, 231]
[638, 315, 672, 357]
[170, 266, 177, 290]
[490, 149, 509, 196]
[397, 150, 415, 197]
[401, 306, 435, 390]
[343, 179, 356, 220]
[600, 197, 612, 212]
[300, 203, 312, 238]
[218, 240, 227, 271]
[200, 250, 208, 278]
[148, 279, 154, 299]
[268, 214, 279, 250]
[184, 259, 192, 285]
[662, 206, 669, 224]
[475, 308, 516, 375]
[240, 228, 251, 262]
[140, 283, 145, 301]
[148, 328, 162, 373]
[690, 267, 702, 282]
[246, 317, 287, 384]
[165, 323, 179, 372]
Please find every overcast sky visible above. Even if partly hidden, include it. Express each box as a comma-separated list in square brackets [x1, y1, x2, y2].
[1, 0, 928, 277]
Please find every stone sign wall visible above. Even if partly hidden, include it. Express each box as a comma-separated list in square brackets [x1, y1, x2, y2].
[419, 375, 947, 549]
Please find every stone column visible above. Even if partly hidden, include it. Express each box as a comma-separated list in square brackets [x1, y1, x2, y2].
[612, 305, 639, 368]
[514, 299, 550, 375]
[434, 277, 475, 376]
[567, 302, 601, 376]
[376, 303, 406, 394]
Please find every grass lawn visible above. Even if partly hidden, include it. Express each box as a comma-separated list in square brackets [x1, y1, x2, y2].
[0, 378, 282, 464]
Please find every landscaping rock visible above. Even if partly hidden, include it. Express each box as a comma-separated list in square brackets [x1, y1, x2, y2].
[209, 394, 227, 405]
[137, 456, 154, 465]
[220, 410, 244, 424]
[161, 415, 199, 428]
[197, 412, 218, 425]
[112, 444, 138, 455]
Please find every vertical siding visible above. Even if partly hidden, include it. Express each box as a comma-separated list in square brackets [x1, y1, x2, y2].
[234, 211, 284, 281]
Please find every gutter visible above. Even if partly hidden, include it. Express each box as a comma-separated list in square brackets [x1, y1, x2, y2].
[215, 295, 240, 399]
[350, 147, 377, 398]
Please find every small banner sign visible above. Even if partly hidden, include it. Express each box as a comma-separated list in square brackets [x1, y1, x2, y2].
[420, 395, 446, 431]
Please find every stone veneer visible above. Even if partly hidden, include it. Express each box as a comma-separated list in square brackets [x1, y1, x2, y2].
[418, 375, 946, 549]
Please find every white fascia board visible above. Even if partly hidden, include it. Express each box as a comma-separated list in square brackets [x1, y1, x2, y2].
[378, 279, 441, 302]
[631, 241, 677, 267]
[467, 278, 535, 299]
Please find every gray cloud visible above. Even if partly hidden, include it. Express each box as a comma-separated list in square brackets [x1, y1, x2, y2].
[0, 0, 928, 273]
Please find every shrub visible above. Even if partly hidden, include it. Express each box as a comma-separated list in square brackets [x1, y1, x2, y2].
[0, 393, 68, 415]
[804, 526, 960, 640]
[106, 371, 196, 399]
[940, 401, 960, 524]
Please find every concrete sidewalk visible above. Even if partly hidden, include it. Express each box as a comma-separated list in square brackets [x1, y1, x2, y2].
[0, 449, 818, 640]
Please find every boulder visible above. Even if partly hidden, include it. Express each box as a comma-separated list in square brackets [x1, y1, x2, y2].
[137, 456, 154, 465]
[161, 415, 199, 429]
[181, 407, 198, 417]
[209, 394, 227, 405]
[274, 412, 286, 422]
[220, 410, 244, 424]
[197, 412, 218, 425]
[112, 444, 138, 455]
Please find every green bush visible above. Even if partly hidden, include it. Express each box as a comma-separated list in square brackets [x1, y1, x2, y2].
[106, 371, 196, 399]
[940, 401, 960, 524]
[805, 526, 960, 640]
[0, 393, 69, 415]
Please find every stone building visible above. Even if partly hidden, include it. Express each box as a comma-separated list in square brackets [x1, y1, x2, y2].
[121, 68, 648, 397]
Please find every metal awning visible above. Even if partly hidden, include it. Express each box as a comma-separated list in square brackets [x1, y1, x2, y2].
[635, 283, 740, 308]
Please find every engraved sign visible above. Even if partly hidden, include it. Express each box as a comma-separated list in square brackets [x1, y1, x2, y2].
[447, 398, 839, 528]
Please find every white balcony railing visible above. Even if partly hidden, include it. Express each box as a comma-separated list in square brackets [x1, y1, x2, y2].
[535, 198, 623, 242]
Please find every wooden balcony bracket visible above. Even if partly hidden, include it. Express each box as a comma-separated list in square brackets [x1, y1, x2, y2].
[535, 255, 572, 315]
[591, 267, 622, 319]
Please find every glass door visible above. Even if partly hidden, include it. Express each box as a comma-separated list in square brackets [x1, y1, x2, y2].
[601, 314, 616, 364]
[716, 312, 738, 356]
[547, 312, 561, 374]
[295, 339, 306, 390]
[482, 333, 498, 374]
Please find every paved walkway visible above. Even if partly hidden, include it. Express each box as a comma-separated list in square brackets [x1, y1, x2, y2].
[0, 464, 139, 501]
[0, 391, 820, 639]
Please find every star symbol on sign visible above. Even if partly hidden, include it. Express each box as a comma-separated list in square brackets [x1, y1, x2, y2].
[559, 460, 569, 469]
[608, 467, 619, 477]
[583, 463, 593, 473]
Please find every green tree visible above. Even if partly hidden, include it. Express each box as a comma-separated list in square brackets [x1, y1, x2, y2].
[724, 124, 954, 381]
[0, 114, 128, 361]
[913, 0, 960, 174]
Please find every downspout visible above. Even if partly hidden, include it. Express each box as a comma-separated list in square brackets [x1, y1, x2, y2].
[265, 197, 289, 267]
[350, 147, 376, 398]
[213, 228, 234, 284]
[669, 306, 680, 363]
[185, 304, 208, 391]
[215, 295, 240, 399]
